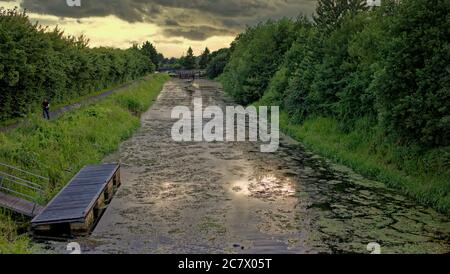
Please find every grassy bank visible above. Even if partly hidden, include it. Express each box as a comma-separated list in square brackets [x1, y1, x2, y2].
[279, 112, 450, 215]
[0, 73, 169, 253]
[0, 79, 134, 128]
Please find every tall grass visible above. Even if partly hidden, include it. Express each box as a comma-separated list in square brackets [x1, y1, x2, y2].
[0, 212, 36, 254]
[0, 73, 169, 253]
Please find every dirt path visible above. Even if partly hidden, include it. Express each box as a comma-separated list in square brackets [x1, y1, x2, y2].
[0, 80, 135, 132]
[62, 79, 449, 254]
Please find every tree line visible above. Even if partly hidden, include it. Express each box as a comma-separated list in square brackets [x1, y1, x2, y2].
[160, 46, 230, 79]
[0, 8, 161, 121]
[220, 0, 449, 149]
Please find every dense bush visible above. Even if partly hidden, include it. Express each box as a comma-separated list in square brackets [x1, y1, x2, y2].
[266, 19, 320, 122]
[199, 47, 211, 69]
[206, 48, 230, 79]
[0, 8, 155, 122]
[371, 0, 450, 147]
[140, 41, 161, 70]
[221, 18, 300, 105]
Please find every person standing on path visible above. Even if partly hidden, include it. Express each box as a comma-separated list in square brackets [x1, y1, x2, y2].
[42, 99, 50, 120]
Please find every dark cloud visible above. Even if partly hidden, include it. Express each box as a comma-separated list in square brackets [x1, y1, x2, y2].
[154, 38, 184, 44]
[163, 25, 237, 41]
[164, 18, 179, 26]
[19, 0, 317, 40]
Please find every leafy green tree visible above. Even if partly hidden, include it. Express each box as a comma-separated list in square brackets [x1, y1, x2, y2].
[156, 53, 164, 68]
[198, 47, 211, 69]
[206, 48, 229, 78]
[140, 41, 159, 70]
[314, 0, 367, 32]
[372, 0, 450, 147]
[159, 57, 183, 70]
[221, 18, 298, 105]
[310, 12, 370, 122]
[183, 47, 197, 70]
[279, 22, 320, 122]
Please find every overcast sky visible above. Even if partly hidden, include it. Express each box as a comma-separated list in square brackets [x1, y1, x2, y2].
[0, 0, 317, 57]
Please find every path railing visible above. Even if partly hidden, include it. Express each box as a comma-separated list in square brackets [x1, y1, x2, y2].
[0, 162, 47, 215]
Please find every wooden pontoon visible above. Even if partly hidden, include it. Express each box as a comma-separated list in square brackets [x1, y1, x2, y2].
[31, 164, 121, 238]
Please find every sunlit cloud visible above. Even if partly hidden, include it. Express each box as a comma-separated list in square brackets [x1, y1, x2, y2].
[0, 0, 317, 57]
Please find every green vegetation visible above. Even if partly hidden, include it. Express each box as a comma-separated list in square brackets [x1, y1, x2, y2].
[182, 47, 197, 70]
[198, 47, 211, 69]
[0, 212, 37, 254]
[160, 46, 226, 72]
[222, 18, 299, 105]
[0, 8, 159, 122]
[280, 114, 450, 214]
[221, 0, 450, 214]
[206, 48, 230, 79]
[0, 73, 169, 253]
[139, 41, 164, 70]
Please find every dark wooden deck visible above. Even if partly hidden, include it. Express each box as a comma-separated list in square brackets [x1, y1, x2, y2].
[0, 192, 43, 217]
[31, 163, 120, 236]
